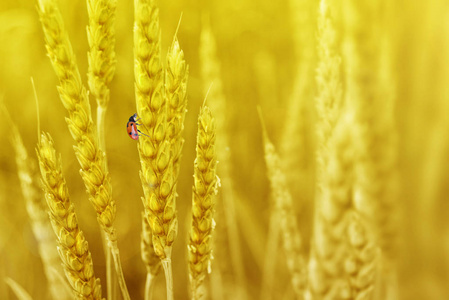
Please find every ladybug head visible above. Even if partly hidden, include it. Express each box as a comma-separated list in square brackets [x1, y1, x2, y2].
[129, 113, 138, 122]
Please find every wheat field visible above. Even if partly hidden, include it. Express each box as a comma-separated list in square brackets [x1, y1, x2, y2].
[0, 0, 449, 299]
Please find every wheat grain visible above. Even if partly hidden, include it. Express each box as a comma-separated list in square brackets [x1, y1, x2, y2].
[36, 132, 102, 300]
[37, 1, 129, 298]
[188, 105, 218, 300]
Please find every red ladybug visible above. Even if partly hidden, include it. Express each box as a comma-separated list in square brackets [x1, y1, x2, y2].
[127, 113, 149, 140]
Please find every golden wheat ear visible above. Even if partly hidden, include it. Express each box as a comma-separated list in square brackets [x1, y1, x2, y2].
[134, 1, 178, 299]
[36, 132, 103, 300]
[188, 105, 219, 300]
[1, 102, 71, 300]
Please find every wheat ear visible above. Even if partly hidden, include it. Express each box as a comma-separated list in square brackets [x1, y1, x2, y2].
[199, 19, 248, 299]
[307, 2, 353, 298]
[141, 213, 162, 300]
[86, 0, 117, 152]
[37, 1, 129, 299]
[343, 0, 399, 297]
[36, 132, 103, 300]
[1, 104, 70, 300]
[188, 105, 218, 300]
[134, 0, 177, 299]
[258, 108, 307, 299]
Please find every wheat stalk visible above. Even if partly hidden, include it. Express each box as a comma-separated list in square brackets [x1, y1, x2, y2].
[258, 108, 307, 299]
[36, 132, 103, 300]
[188, 105, 219, 300]
[36, 1, 129, 298]
[141, 213, 162, 300]
[4, 277, 32, 300]
[199, 19, 248, 300]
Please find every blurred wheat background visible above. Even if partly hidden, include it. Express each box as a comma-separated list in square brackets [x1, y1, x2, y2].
[1, 0, 449, 299]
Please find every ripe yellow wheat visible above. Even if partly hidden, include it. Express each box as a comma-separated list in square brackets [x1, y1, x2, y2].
[36, 132, 103, 300]
[2, 0, 449, 299]
[188, 105, 219, 300]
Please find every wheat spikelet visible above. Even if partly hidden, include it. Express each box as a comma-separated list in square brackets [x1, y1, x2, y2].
[199, 19, 248, 299]
[259, 108, 306, 299]
[36, 132, 102, 300]
[37, 1, 129, 298]
[188, 105, 218, 300]
[345, 212, 378, 299]
[165, 37, 189, 182]
[141, 213, 161, 300]
[1, 104, 71, 300]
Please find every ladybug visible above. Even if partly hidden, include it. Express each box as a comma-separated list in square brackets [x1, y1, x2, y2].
[127, 113, 150, 140]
